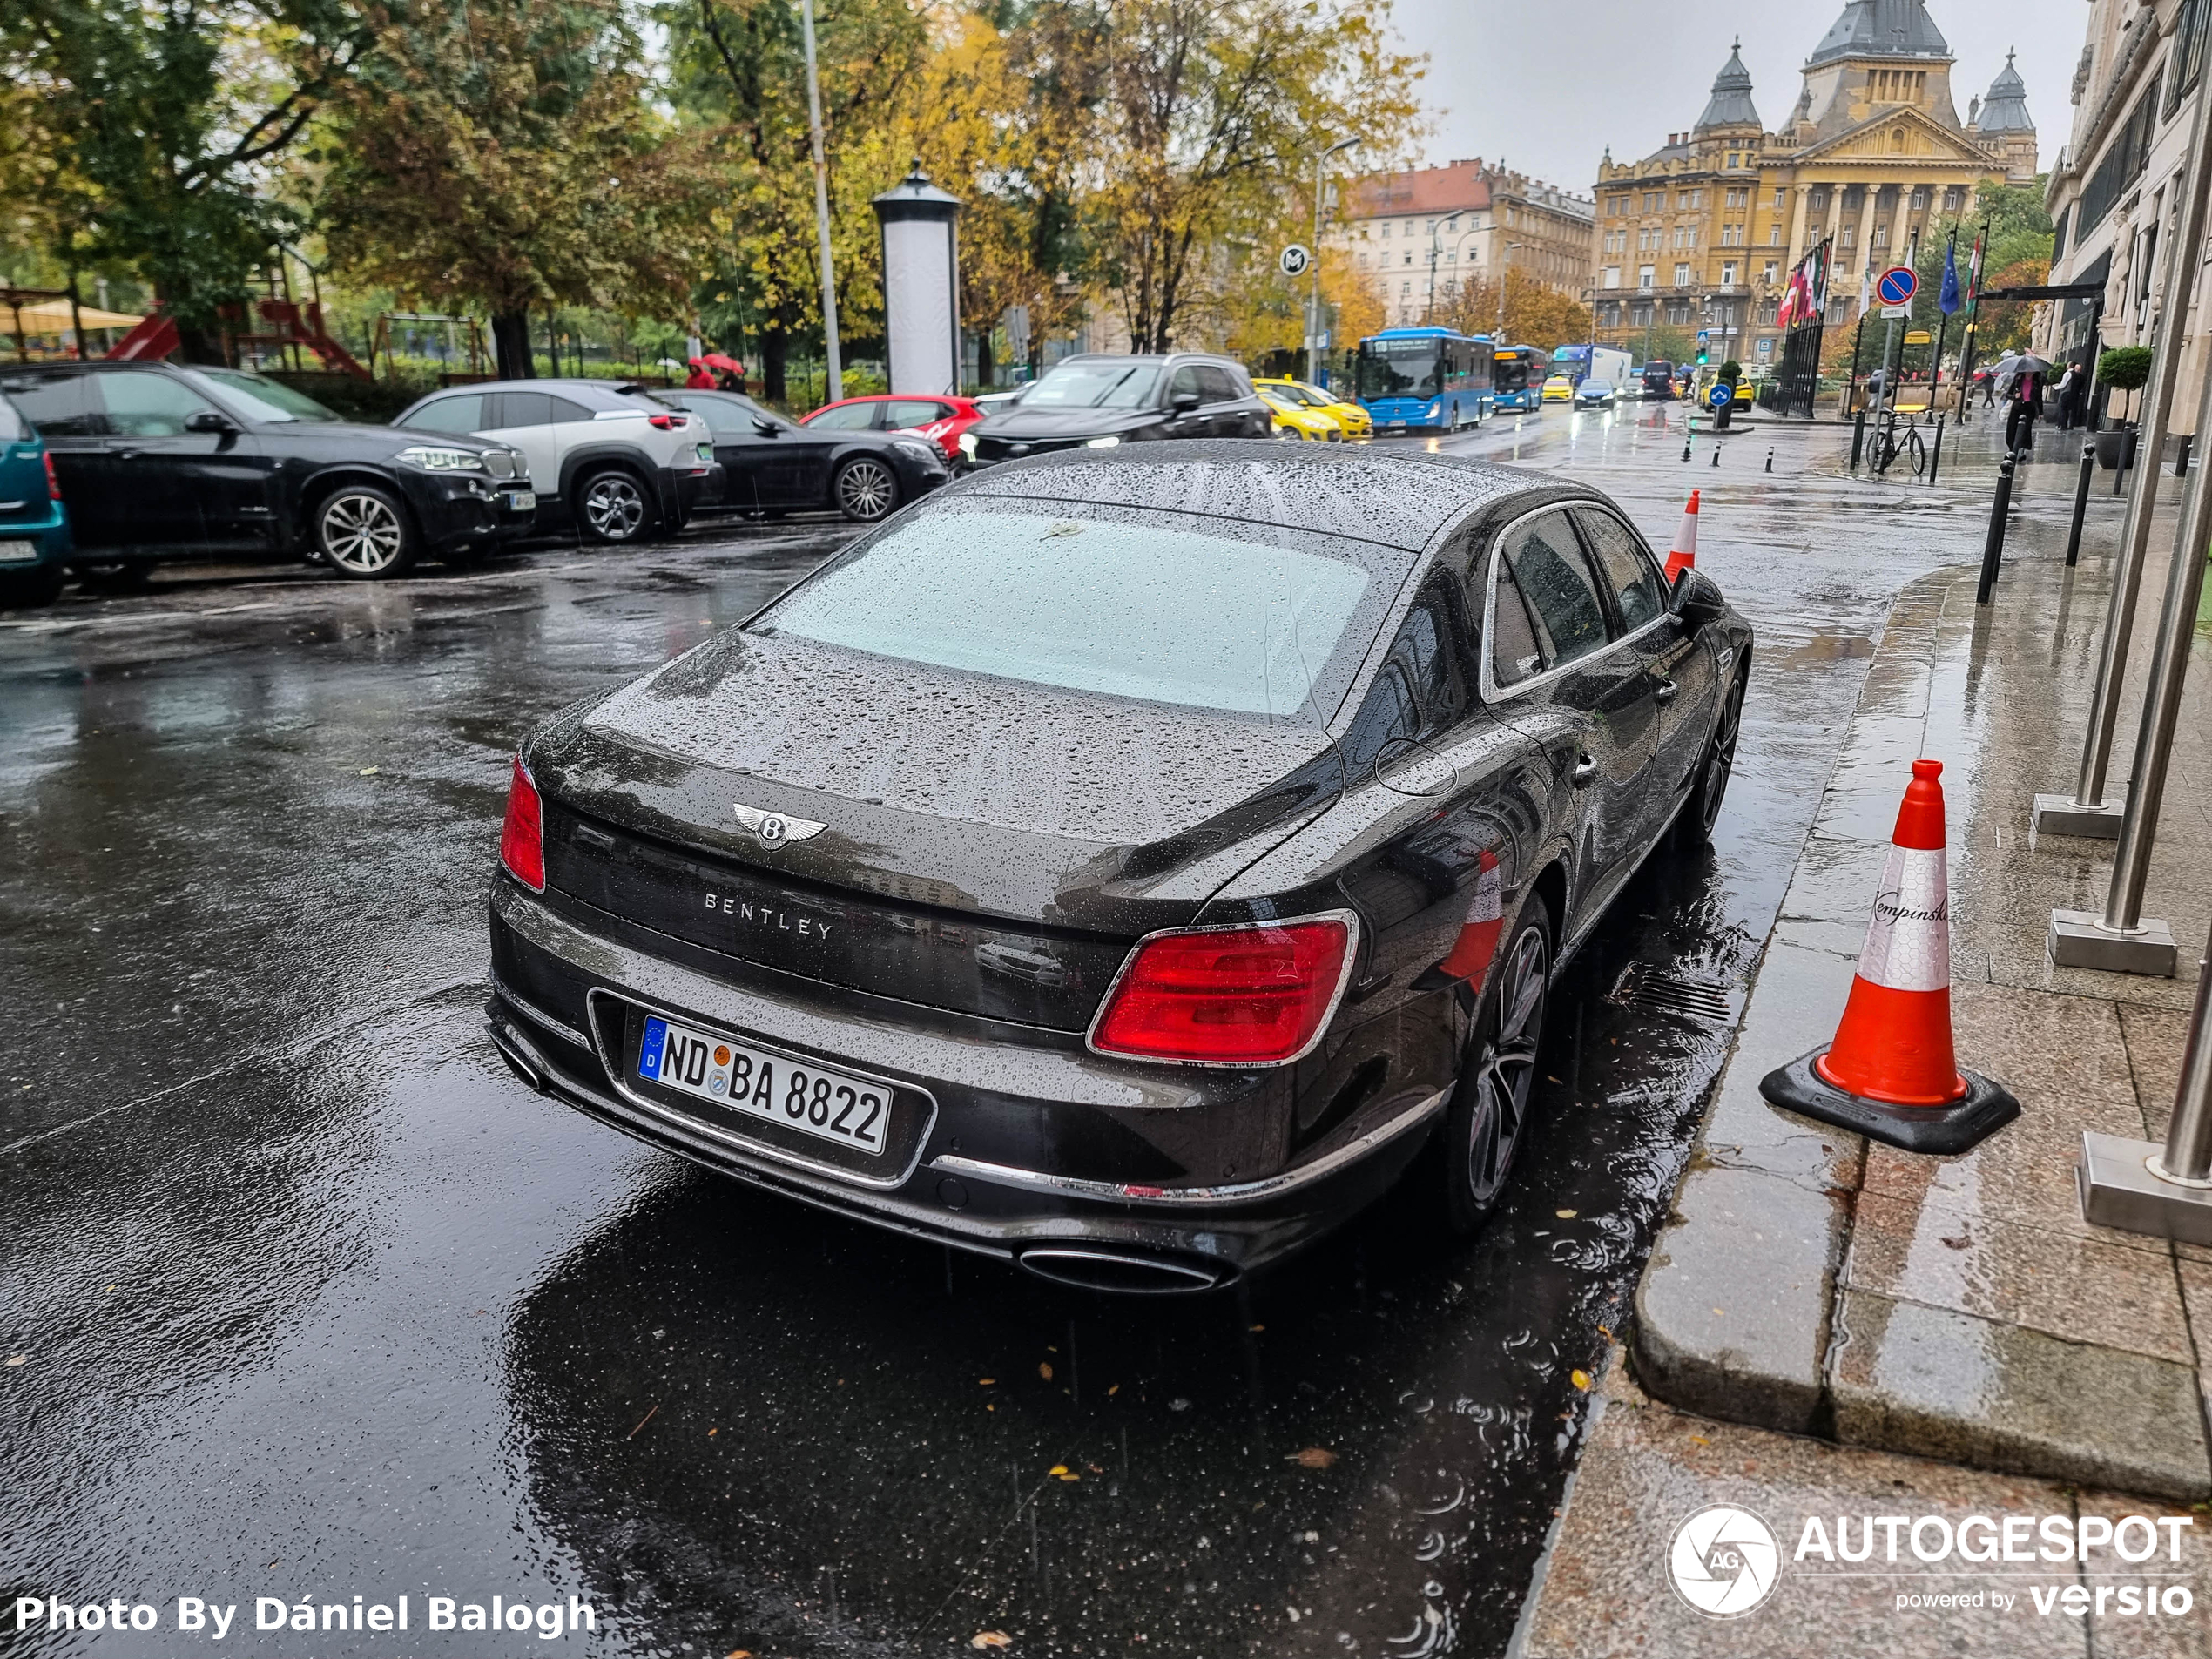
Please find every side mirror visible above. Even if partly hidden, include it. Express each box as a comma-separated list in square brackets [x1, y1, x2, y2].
[1672, 566, 1727, 632]
[752, 417, 780, 438]
[1170, 392, 1202, 413]
[185, 410, 236, 435]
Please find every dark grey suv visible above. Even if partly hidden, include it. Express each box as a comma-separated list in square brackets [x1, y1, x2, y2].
[958, 354, 1273, 467]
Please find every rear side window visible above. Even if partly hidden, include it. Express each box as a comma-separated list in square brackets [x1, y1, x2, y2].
[547, 395, 594, 423]
[1195, 365, 1242, 402]
[1575, 508, 1669, 632]
[1496, 511, 1609, 673]
[1491, 566, 1547, 687]
[489, 391, 551, 429]
[808, 402, 878, 430]
[882, 400, 945, 428]
[0, 371, 98, 438]
[0, 395, 24, 442]
[406, 394, 485, 435]
[1169, 365, 1203, 401]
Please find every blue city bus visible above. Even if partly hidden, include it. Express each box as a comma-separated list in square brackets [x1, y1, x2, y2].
[1549, 343, 1632, 389]
[1354, 327, 1494, 433]
[1492, 345, 1547, 412]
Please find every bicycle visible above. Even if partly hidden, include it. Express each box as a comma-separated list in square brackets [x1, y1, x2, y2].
[1871, 411, 1928, 478]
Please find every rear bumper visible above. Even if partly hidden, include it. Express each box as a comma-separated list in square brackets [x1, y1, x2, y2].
[487, 879, 1449, 1288]
[0, 501, 71, 567]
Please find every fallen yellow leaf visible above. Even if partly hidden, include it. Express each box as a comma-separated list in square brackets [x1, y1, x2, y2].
[725, 1650, 751, 1658]
[972, 1633, 1013, 1649]
[1107, 1384, 1120, 1396]
[1570, 1369, 1591, 1390]
[358, 766, 379, 776]
[1049, 1464, 1069, 1476]
[1039, 1362, 1054, 1381]
[1289, 1447, 1337, 1469]
[1555, 1209, 1577, 1219]
[979, 1378, 995, 1386]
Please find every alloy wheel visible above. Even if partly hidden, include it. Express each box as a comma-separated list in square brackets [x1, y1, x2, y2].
[1700, 675, 1745, 835]
[320, 491, 406, 576]
[1465, 922, 1548, 1207]
[836, 458, 897, 521]
[583, 474, 648, 542]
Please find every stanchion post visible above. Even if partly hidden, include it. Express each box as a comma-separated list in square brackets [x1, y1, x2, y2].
[1851, 408, 1867, 471]
[2035, 68, 2212, 840]
[1928, 413, 1946, 485]
[2080, 919, 2212, 1241]
[1976, 448, 2017, 605]
[2065, 439, 2096, 567]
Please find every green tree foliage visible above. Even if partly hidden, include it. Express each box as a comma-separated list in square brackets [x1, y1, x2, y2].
[319, 0, 709, 379]
[4, 0, 371, 354]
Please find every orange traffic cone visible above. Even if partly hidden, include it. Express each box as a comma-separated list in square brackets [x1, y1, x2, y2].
[1664, 491, 1701, 583]
[1437, 849, 1504, 982]
[1760, 759, 2019, 1155]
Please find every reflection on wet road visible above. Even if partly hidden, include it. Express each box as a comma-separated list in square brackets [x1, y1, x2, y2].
[1, 410, 1961, 1656]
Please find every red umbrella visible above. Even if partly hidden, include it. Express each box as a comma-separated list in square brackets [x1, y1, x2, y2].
[702, 353, 745, 374]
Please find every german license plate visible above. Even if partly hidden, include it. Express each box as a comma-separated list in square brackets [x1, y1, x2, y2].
[0, 539, 37, 564]
[639, 1013, 889, 1157]
[502, 490, 536, 512]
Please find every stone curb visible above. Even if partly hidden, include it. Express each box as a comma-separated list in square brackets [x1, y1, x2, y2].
[1629, 562, 2212, 1502]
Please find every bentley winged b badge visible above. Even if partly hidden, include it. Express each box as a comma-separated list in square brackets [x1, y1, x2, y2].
[733, 801, 827, 848]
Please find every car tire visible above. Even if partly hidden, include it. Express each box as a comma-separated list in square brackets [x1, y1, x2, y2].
[833, 455, 899, 523]
[317, 483, 416, 580]
[1676, 666, 1747, 851]
[75, 559, 155, 594]
[577, 468, 653, 544]
[1436, 897, 1553, 1235]
[0, 563, 65, 609]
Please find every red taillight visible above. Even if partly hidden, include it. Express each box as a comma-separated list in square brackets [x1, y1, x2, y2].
[45, 453, 61, 500]
[499, 755, 545, 892]
[647, 413, 678, 429]
[1089, 917, 1355, 1066]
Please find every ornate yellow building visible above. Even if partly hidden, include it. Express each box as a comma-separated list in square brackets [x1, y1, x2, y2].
[1588, 1, 2040, 368]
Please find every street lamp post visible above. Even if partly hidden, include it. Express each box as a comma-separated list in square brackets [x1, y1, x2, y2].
[799, 0, 842, 402]
[1308, 137, 1359, 386]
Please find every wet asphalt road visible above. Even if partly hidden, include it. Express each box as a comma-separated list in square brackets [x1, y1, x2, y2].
[0, 407, 2014, 1657]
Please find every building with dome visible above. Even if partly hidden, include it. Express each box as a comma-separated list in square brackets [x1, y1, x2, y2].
[1587, 3, 2038, 372]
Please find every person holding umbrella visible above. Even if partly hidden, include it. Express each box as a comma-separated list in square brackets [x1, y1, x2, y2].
[2005, 351, 2052, 454]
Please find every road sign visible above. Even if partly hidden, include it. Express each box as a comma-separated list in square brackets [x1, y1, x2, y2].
[1876, 266, 1919, 307]
[1708, 383, 1736, 410]
[1697, 329, 1712, 344]
[1279, 244, 1312, 278]
[1905, 330, 1932, 345]
[1883, 306, 1910, 319]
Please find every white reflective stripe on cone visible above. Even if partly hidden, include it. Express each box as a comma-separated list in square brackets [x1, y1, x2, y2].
[1856, 846, 1952, 993]
[1466, 862, 1502, 923]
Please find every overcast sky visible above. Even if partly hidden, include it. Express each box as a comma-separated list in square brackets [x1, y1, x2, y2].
[1386, 0, 2080, 193]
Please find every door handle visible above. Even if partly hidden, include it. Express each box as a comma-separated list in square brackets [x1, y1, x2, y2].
[1571, 753, 1599, 789]
[1655, 678, 1679, 705]
[112, 448, 142, 461]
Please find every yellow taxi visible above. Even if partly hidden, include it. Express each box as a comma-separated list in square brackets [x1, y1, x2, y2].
[1541, 374, 1577, 405]
[1256, 381, 1346, 441]
[1257, 377, 1371, 440]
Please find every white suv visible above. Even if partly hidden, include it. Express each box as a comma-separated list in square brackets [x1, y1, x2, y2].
[393, 380, 722, 544]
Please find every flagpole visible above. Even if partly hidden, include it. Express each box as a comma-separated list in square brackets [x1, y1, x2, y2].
[1931, 227, 1959, 412]
[1955, 220, 1988, 425]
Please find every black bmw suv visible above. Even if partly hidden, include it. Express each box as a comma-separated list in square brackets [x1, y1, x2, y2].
[0, 361, 533, 584]
[957, 353, 1272, 467]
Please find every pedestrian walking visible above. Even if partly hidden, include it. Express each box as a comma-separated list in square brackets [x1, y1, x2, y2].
[2054, 360, 2080, 430]
[2005, 362, 2045, 454]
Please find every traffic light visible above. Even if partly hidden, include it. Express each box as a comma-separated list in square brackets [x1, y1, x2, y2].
[1696, 347, 1710, 366]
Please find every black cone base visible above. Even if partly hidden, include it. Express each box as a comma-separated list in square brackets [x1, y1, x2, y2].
[1758, 1049, 2020, 1156]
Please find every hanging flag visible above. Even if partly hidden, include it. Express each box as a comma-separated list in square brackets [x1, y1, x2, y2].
[1939, 240, 1962, 315]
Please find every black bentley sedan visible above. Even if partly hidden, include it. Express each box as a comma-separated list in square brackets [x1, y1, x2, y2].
[957, 353, 1273, 467]
[661, 388, 948, 523]
[0, 361, 533, 583]
[486, 445, 1751, 1291]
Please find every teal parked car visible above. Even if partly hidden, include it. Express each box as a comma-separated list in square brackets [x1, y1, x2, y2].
[0, 388, 71, 609]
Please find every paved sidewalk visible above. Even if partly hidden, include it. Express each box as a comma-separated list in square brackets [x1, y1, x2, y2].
[1512, 438, 2212, 1655]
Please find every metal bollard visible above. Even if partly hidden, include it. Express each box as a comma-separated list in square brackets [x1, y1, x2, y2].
[1851, 409, 1867, 471]
[2114, 429, 2131, 496]
[2065, 439, 2096, 568]
[2078, 920, 2212, 1241]
[1975, 448, 2018, 604]
[1711, 445, 1720, 468]
[1928, 415, 1946, 485]
[1683, 436, 1692, 462]
[1765, 448, 1774, 473]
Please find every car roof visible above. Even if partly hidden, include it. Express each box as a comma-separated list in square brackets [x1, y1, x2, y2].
[421, 378, 654, 409]
[950, 441, 1580, 555]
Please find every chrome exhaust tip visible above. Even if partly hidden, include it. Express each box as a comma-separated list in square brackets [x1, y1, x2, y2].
[489, 1023, 549, 1094]
[1015, 1246, 1234, 1295]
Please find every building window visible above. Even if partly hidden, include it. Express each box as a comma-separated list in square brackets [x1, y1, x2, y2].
[1842, 224, 1856, 246]
[1358, 253, 1369, 269]
[1762, 260, 1778, 285]
[1872, 223, 1889, 248]
[1910, 187, 1928, 211]
[1631, 300, 1654, 326]
[1675, 263, 1692, 287]
[1722, 261, 1738, 286]
[1727, 153, 1741, 169]
[1945, 186, 1965, 213]
[1380, 221, 1391, 239]
[1400, 282, 1411, 298]
[1639, 266, 1656, 291]
[1666, 299, 1693, 325]
[1603, 266, 1622, 288]
[1769, 223, 1783, 246]
[2170, 0, 2212, 115]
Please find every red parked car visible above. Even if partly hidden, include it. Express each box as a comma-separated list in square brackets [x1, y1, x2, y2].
[799, 394, 984, 465]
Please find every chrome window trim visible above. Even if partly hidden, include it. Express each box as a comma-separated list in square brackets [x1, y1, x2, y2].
[1082, 908, 1363, 1069]
[930, 1084, 1448, 1206]
[1478, 501, 1672, 705]
[583, 986, 940, 1191]
[1571, 502, 1676, 636]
